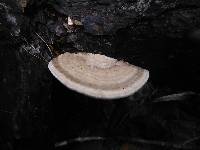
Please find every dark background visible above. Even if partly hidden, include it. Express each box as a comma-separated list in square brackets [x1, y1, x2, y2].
[0, 0, 200, 149]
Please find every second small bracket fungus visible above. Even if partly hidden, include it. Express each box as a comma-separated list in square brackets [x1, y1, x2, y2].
[48, 52, 149, 99]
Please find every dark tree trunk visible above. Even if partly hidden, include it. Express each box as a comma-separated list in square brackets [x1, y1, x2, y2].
[1, 0, 200, 149]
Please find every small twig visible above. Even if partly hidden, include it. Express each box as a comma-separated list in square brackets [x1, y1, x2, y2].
[182, 136, 200, 146]
[55, 136, 192, 149]
[153, 91, 197, 102]
[35, 32, 54, 58]
[55, 136, 105, 148]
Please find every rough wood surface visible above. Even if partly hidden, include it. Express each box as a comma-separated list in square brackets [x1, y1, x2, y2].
[1, 0, 200, 149]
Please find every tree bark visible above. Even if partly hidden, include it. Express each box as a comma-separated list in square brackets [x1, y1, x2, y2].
[1, 0, 200, 149]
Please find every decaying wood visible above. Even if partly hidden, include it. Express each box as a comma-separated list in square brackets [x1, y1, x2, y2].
[1, 0, 200, 149]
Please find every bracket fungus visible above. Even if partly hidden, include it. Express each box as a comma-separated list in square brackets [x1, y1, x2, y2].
[48, 52, 149, 99]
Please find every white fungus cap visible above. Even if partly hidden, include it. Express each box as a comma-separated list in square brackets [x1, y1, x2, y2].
[48, 52, 149, 99]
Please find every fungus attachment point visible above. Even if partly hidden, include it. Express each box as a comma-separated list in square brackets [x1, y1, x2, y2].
[48, 52, 149, 99]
